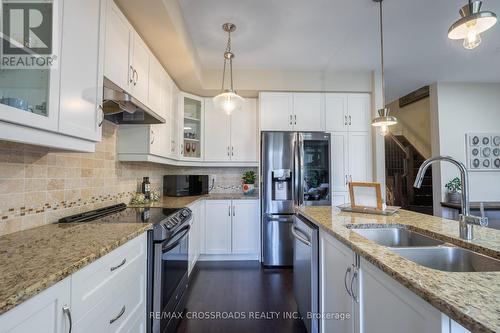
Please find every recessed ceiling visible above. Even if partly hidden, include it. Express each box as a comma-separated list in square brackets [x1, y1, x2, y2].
[178, 0, 500, 102]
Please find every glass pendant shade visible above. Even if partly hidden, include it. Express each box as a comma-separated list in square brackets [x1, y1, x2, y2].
[372, 107, 397, 136]
[213, 90, 244, 115]
[214, 23, 243, 115]
[448, 1, 497, 49]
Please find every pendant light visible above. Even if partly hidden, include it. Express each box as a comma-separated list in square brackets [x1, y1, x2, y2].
[371, 0, 397, 136]
[448, 0, 497, 50]
[213, 23, 244, 115]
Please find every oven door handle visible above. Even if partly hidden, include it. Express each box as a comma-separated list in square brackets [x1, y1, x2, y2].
[162, 225, 191, 252]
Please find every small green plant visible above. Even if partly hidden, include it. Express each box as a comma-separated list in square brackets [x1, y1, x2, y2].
[445, 177, 462, 192]
[242, 170, 256, 184]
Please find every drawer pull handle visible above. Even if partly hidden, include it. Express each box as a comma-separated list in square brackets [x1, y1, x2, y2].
[109, 305, 126, 324]
[110, 258, 126, 272]
[62, 305, 72, 333]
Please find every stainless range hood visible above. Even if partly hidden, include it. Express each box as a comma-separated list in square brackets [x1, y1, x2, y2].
[102, 77, 165, 124]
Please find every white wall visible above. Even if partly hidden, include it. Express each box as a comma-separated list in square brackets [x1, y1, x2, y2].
[430, 82, 500, 216]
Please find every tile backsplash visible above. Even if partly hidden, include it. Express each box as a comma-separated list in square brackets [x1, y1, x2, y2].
[0, 122, 257, 236]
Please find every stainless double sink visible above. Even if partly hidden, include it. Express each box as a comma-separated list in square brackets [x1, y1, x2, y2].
[350, 227, 500, 272]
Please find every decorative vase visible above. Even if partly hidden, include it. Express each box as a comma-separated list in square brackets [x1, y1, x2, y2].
[242, 183, 255, 195]
[447, 190, 461, 204]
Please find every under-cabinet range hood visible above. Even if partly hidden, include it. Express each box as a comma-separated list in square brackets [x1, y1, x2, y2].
[102, 77, 165, 124]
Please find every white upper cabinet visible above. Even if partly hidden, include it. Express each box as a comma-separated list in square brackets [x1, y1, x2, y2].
[104, 0, 131, 90]
[205, 98, 258, 163]
[325, 93, 371, 132]
[169, 84, 180, 159]
[0, 0, 63, 133]
[325, 93, 348, 132]
[259, 92, 293, 131]
[230, 98, 258, 162]
[259, 92, 324, 132]
[179, 93, 204, 160]
[204, 98, 231, 161]
[147, 56, 164, 116]
[59, 0, 104, 142]
[292, 93, 324, 131]
[130, 33, 150, 105]
[347, 94, 371, 132]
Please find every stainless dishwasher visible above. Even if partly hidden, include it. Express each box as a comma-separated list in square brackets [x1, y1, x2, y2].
[292, 214, 319, 333]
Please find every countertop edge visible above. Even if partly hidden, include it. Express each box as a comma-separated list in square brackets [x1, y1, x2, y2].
[296, 209, 495, 333]
[0, 224, 151, 316]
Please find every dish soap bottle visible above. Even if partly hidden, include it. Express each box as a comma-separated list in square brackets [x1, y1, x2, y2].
[141, 177, 151, 200]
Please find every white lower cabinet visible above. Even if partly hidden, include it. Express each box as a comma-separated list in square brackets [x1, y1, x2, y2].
[0, 233, 147, 333]
[320, 230, 471, 333]
[188, 200, 204, 275]
[0, 278, 71, 333]
[320, 231, 359, 333]
[202, 199, 260, 259]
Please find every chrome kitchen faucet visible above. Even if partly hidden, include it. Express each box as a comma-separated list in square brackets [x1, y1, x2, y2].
[414, 156, 487, 240]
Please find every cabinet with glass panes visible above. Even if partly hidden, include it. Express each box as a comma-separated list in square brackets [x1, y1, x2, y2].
[180, 93, 204, 159]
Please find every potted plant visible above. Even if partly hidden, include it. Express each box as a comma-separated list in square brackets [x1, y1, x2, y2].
[242, 171, 257, 195]
[445, 177, 462, 204]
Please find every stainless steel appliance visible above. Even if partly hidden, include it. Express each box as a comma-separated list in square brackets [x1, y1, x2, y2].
[163, 175, 209, 197]
[261, 132, 330, 266]
[103, 77, 166, 124]
[58, 203, 192, 333]
[292, 214, 319, 333]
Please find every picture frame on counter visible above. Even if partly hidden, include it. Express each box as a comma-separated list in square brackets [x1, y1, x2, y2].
[348, 182, 383, 210]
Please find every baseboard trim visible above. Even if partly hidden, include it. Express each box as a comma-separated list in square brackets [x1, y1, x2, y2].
[198, 254, 260, 261]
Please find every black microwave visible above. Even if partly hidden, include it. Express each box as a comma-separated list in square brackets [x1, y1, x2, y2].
[163, 175, 209, 197]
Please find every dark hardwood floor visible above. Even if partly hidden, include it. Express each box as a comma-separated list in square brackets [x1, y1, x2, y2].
[176, 261, 307, 333]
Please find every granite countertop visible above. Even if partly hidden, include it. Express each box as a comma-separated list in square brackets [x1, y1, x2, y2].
[128, 192, 260, 209]
[0, 220, 151, 315]
[296, 206, 500, 333]
[0, 192, 258, 316]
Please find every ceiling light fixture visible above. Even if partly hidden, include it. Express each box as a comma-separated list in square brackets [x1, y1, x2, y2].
[213, 23, 244, 115]
[448, 0, 497, 50]
[371, 0, 397, 136]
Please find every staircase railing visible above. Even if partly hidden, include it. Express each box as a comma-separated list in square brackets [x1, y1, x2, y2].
[386, 132, 412, 206]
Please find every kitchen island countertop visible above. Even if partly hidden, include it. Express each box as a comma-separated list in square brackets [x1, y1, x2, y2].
[296, 206, 500, 333]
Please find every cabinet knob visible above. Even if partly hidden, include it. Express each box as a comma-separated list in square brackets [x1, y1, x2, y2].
[129, 66, 134, 84]
[294, 115, 297, 125]
[150, 129, 155, 145]
[348, 115, 352, 125]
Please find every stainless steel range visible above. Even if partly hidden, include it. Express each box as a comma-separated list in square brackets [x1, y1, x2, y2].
[58, 203, 192, 333]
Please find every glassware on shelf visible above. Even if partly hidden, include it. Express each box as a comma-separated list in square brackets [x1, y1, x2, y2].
[185, 142, 191, 155]
[192, 143, 197, 156]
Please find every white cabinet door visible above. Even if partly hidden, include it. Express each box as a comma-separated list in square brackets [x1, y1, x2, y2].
[130, 33, 150, 105]
[230, 98, 258, 162]
[360, 258, 444, 333]
[231, 200, 260, 254]
[147, 56, 163, 115]
[259, 92, 293, 131]
[325, 93, 348, 132]
[331, 132, 349, 191]
[204, 98, 230, 161]
[150, 71, 172, 157]
[320, 231, 355, 333]
[188, 202, 198, 275]
[169, 84, 180, 159]
[347, 94, 371, 132]
[332, 191, 350, 206]
[0, 278, 71, 333]
[292, 93, 324, 131]
[104, 0, 131, 90]
[204, 200, 232, 254]
[59, 0, 103, 142]
[348, 132, 371, 183]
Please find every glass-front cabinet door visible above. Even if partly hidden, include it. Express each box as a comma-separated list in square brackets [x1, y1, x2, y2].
[300, 132, 331, 206]
[179, 92, 204, 159]
[0, 0, 62, 132]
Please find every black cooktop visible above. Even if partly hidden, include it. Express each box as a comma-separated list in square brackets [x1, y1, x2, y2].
[58, 203, 182, 225]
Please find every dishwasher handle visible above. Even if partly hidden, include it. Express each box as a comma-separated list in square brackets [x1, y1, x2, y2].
[291, 225, 311, 246]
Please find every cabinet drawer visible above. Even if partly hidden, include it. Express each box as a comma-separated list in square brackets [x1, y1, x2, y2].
[71, 233, 147, 322]
[72, 256, 146, 332]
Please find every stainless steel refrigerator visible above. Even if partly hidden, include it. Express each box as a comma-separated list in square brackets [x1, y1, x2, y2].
[261, 132, 330, 266]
